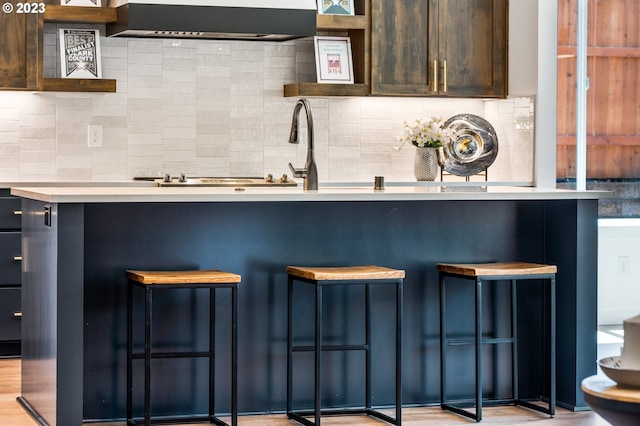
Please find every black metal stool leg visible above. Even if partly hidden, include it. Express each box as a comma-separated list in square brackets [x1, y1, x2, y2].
[144, 286, 152, 426]
[439, 272, 447, 410]
[314, 282, 323, 426]
[511, 279, 519, 403]
[365, 283, 371, 410]
[549, 276, 556, 416]
[230, 285, 238, 426]
[396, 279, 403, 425]
[475, 278, 483, 422]
[287, 276, 293, 418]
[126, 281, 133, 425]
[210, 289, 216, 419]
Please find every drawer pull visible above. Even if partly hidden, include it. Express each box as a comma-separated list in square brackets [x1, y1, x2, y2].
[432, 59, 438, 93]
[13, 256, 22, 261]
[13, 312, 22, 318]
[13, 210, 22, 215]
[442, 60, 447, 93]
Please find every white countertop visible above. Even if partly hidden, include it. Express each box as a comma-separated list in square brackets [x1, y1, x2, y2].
[10, 184, 611, 203]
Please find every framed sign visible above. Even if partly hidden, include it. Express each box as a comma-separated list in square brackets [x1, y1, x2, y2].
[317, 0, 354, 15]
[314, 36, 354, 84]
[61, 0, 100, 6]
[59, 29, 102, 79]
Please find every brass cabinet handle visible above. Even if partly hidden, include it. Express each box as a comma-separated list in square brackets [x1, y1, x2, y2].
[13, 210, 22, 215]
[13, 256, 22, 261]
[432, 59, 438, 93]
[442, 60, 447, 92]
[13, 312, 22, 318]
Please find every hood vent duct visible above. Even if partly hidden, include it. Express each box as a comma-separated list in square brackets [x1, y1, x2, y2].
[106, 0, 317, 41]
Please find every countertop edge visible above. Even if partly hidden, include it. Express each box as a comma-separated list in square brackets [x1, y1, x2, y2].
[10, 186, 612, 203]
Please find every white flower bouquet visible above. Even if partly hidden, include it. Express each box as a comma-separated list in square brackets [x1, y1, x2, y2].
[398, 116, 457, 149]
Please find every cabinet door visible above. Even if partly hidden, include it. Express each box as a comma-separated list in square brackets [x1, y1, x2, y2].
[0, 232, 21, 285]
[0, 197, 22, 230]
[371, 0, 435, 96]
[371, 0, 507, 98]
[0, 12, 39, 89]
[0, 288, 21, 341]
[436, 0, 507, 98]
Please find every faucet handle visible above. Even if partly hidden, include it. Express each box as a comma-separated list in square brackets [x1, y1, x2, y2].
[288, 162, 307, 178]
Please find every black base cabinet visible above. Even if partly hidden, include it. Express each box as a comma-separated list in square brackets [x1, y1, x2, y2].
[0, 189, 22, 358]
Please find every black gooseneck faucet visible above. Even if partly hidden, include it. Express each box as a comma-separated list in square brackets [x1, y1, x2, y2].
[288, 98, 318, 191]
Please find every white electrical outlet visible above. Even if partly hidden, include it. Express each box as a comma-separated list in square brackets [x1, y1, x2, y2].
[618, 256, 630, 276]
[88, 124, 102, 147]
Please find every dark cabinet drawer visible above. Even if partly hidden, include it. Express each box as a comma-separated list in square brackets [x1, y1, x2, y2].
[0, 197, 22, 230]
[0, 232, 21, 285]
[0, 287, 21, 341]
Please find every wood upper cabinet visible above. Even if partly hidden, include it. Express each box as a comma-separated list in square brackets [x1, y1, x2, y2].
[371, 0, 507, 98]
[0, 13, 39, 90]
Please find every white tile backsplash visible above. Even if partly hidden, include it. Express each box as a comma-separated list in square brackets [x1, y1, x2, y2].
[0, 35, 534, 182]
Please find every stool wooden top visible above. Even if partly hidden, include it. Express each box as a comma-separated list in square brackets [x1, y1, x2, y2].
[286, 265, 405, 281]
[437, 261, 557, 277]
[126, 269, 241, 285]
[582, 375, 640, 404]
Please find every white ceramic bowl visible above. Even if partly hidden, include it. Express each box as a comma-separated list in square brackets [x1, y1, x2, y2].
[599, 356, 640, 388]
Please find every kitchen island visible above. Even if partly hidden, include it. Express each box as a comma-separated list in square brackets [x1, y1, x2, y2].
[12, 184, 608, 425]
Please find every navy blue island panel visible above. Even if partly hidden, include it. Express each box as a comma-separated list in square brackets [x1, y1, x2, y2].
[17, 195, 599, 425]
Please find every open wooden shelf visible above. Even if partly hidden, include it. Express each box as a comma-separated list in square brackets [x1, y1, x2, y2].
[40, 78, 117, 92]
[284, 83, 368, 97]
[39, 5, 117, 93]
[43, 5, 116, 24]
[284, 0, 370, 98]
[317, 13, 368, 31]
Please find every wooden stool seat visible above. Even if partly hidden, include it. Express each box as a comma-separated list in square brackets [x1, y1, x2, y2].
[126, 269, 241, 285]
[437, 261, 557, 277]
[126, 268, 239, 426]
[286, 265, 405, 281]
[287, 265, 404, 426]
[438, 261, 556, 422]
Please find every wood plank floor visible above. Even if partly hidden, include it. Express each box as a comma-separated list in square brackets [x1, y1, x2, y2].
[0, 358, 610, 425]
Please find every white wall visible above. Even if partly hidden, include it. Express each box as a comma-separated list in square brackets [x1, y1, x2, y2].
[598, 219, 640, 324]
[509, 0, 538, 96]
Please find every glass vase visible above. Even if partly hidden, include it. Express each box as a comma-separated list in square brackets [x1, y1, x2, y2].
[414, 147, 439, 181]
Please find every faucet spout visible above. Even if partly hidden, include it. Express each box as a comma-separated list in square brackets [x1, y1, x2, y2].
[288, 98, 318, 191]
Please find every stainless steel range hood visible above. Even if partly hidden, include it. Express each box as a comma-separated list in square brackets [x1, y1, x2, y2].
[106, 0, 317, 41]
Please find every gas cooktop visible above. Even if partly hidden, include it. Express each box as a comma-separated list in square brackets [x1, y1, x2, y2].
[133, 175, 297, 187]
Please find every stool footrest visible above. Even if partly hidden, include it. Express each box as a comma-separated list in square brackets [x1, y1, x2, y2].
[442, 398, 554, 421]
[131, 350, 211, 359]
[292, 344, 368, 352]
[288, 408, 399, 426]
[445, 337, 515, 346]
[516, 399, 555, 416]
[441, 403, 479, 422]
[127, 414, 232, 425]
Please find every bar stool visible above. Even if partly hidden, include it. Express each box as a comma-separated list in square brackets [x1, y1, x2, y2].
[126, 269, 240, 426]
[286, 265, 404, 426]
[438, 262, 556, 422]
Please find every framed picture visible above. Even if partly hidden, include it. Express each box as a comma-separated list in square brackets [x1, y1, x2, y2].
[61, 0, 100, 6]
[317, 0, 354, 15]
[314, 36, 354, 84]
[59, 28, 102, 79]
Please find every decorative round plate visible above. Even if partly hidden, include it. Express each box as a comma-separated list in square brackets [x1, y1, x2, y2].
[599, 356, 640, 388]
[443, 114, 498, 176]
